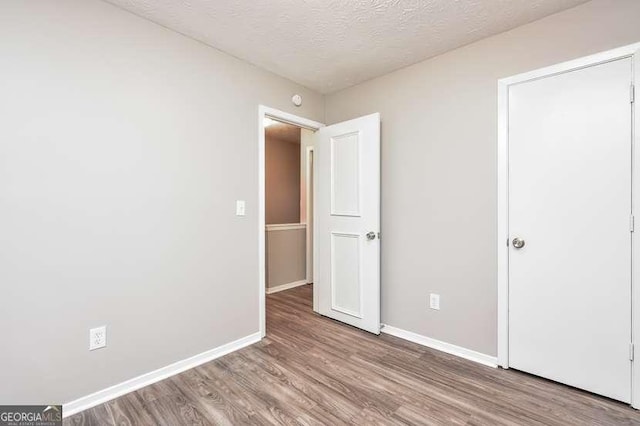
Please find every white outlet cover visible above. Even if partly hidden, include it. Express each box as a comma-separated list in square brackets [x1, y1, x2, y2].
[429, 294, 440, 310]
[89, 326, 107, 351]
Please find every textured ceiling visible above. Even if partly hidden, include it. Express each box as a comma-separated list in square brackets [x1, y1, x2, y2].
[106, 0, 588, 94]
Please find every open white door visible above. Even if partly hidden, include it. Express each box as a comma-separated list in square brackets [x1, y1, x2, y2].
[314, 113, 380, 334]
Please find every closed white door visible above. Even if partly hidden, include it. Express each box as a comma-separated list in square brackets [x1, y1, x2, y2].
[508, 58, 633, 402]
[314, 113, 380, 334]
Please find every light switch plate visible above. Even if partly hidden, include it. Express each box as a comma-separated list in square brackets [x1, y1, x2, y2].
[429, 294, 440, 310]
[236, 200, 246, 216]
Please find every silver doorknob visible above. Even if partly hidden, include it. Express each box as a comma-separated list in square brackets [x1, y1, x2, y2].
[512, 237, 525, 249]
[366, 232, 376, 240]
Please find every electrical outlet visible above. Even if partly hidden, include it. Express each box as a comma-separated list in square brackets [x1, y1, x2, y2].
[429, 294, 440, 310]
[89, 326, 107, 351]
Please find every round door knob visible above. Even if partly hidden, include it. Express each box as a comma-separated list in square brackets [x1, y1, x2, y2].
[512, 237, 525, 249]
[366, 231, 376, 240]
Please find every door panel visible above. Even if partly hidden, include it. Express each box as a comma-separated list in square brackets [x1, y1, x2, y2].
[331, 133, 361, 216]
[331, 232, 362, 317]
[508, 58, 632, 402]
[315, 113, 380, 334]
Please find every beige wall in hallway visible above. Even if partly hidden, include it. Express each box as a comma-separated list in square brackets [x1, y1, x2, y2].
[325, 0, 640, 356]
[266, 135, 301, 224]
[266, 227, 307, 289]
[0, 0, 323, 405]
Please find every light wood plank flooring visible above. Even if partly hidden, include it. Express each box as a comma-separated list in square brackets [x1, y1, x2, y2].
[65, 285, 640, 425]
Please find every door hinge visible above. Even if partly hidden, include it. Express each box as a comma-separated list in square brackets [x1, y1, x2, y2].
[632, 84, 635, 104]
[631, 215, 635, 232]
[630, 343, 635, 361]
[377, 232, 381, 240]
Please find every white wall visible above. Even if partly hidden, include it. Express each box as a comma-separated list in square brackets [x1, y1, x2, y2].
[0, 0, 323, 404]
[325, 0, 640, 356]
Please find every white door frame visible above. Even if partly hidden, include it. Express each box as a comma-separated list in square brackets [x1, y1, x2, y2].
[497, 42, 640, 407]
[305, 146, 314, 286]
[258, 105, 324, 338]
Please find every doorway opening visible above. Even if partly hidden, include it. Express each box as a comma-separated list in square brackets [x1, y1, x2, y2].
[265, 120, 313, 292]
[258, 106, 324, 337]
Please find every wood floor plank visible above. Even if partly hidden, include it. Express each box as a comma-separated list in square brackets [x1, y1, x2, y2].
[65, 284, 640, 425]
[64, 402, 114, 426]
[105, 393, 156, 426]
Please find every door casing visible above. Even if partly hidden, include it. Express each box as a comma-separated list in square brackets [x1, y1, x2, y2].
[497, 42, 640, 407]
[305, 146, 314, 286]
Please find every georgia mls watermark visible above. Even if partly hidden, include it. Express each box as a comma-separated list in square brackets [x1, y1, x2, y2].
[0, 406, 62, 426]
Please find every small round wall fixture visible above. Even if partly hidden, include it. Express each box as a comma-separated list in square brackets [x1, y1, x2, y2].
[291, 94, 302, 107]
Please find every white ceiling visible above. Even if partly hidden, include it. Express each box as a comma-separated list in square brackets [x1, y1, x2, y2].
[106, 0, 588, 94]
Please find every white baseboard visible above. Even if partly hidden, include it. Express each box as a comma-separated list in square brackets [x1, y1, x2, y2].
[266, 280, 308, 294]
[381, 324, 497, 368]
[63, 331, 261, 418]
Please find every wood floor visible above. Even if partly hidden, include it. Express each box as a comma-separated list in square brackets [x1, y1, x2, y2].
[66, 285, 640, 425]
